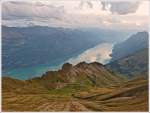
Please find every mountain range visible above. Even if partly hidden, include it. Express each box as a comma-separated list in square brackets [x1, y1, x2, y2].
[111, 31, 148, 61]
[2, 26, 132, 72]
[2, 30, 149, 111]
[107, 48, 148, 79]
[107, 31, 148, 79]
[2, 26, 103, 69]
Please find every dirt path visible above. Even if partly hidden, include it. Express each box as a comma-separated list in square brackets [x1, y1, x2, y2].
[63, 97, 90, 111]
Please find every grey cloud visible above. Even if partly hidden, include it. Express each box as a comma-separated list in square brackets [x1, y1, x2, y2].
[101, 1, 140, 15]
[2, 1, 65, 20]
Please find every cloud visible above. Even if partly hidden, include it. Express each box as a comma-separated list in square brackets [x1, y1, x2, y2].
[2, 1, 65, 20]
[101, 1, 140, 15]
[2, 0, 149, 30]
[79, 0, 93, 9]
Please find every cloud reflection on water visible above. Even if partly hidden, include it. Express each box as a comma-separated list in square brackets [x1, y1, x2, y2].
[68, 43, 113, 65]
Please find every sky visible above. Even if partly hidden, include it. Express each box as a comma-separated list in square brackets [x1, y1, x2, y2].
[2, 0, 149, 30]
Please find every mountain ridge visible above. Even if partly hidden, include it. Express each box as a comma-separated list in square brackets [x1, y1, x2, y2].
[107, 48, 148, 79]
[2, 66, 148, 111]
[2, 58, 148, 111]
[111, 31, 148, 61]
[2, 29, 149, 111]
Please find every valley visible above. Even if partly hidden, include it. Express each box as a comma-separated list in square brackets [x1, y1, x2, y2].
[2, 26, 133, 79]
[2, 0, 149, 112]
[2, 61, 149, 111]
[2, 30, 149, 111]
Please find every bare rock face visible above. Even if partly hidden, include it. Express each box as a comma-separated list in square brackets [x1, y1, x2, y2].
[30, 62, 125, 89]
[2, 61, 126, 92]
[62, 63, 73, 71]
[75, 62, 88, 68]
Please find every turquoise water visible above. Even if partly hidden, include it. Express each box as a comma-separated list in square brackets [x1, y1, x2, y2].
[2, 46, 89, 80]
[3, 63, 63, 80]
[3, 43, 113, 80]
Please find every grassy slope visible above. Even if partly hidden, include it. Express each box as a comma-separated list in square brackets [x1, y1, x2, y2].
[2, 61, 148, 111]
[73, 77, 149, 111]
[2, 76, 91, 111]
[2, 76, 148, 111]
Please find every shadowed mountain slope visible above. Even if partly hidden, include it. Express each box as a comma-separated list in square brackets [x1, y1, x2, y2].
[111, 31, 148, 61]
[107, 48, 148, 79]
